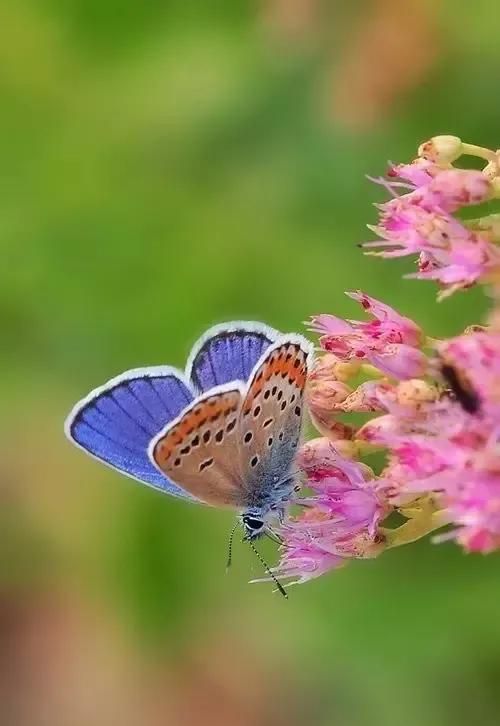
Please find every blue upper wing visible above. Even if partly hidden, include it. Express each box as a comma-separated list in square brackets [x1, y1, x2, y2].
[186, 322, 279, 392]
[65, 367, 197, 499]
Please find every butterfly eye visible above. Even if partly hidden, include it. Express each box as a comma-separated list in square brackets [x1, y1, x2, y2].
[242, 515, 264, 534]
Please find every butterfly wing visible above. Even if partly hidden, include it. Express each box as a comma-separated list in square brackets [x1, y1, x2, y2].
[238, 335, 314, 505]
[150, 383, 248, 507]
[65, 324, 313, 510]
[186, 321, 279, 392]
[65, 367, 198, 499]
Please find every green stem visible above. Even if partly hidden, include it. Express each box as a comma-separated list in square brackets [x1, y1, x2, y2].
[381, 508, 450, 549]
[461, 142, 499, 164]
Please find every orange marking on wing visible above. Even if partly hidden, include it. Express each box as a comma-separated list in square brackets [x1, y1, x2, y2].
[244, 345, 308, 412]
[154, 392, 238, 465]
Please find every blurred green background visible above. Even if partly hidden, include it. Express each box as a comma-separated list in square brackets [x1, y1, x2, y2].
[2, 1, 500, 725]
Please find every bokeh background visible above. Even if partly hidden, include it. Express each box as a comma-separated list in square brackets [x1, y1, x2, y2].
[2, 1, 500, 725]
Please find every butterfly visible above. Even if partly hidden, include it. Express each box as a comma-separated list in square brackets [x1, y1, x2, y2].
[65, 321, 314, 591]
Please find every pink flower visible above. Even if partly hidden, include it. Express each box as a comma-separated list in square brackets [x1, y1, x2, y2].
[297, 439, 382, 529]
[306, 378, 352, 417]
[268, 136, 500, 586]
[269, 533, 345, 585]
[338, 380, 390, 413]
[449, 464, 500, 554]
[439, 330, 500, 421]
[378, 431, 468, 505]
[366, 206, 472, 259]
[423, 169, 492, 212]
[408, 446, 500, 554]
[272, 439, 389, 584]
[383, 166, 492, 213]
[387, 159, 437, 187]
[370, 331, 500, 550]
[364, 163, 500, 296]
[358, 394, 462, 443]
[310, 292, 426, 380]
[409, 236, 500, 298]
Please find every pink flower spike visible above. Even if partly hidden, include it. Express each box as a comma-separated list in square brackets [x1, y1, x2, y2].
[425, 169, 493, 212]
[346, 291, 423, 346]
[388, 159, 437, 187]
[307, 379, 352, 417]
[309, 292, 424, 379]
[268, 535, 345, 585]
[269, 438, 391, 584]
[298, 438, 374, 488]
[369, 344, 428, 379]
[412, 462, 500, 555]
[439, 331, 500, 420]
[408, 236, 500, 293]
[309, 314, 352, 337]
[366, 158, 500, 297]
[339, 380, 391, 413]
[357, 414, 401, 444]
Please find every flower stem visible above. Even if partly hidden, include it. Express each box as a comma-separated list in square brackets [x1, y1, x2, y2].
[381, 500, 450, 548]
[460, 142, 499, 165]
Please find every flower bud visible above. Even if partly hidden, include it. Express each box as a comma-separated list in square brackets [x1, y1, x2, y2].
[340, 381, 388, 413]
[308, 411, 347, 440]
[310, 354, 361, 383]
[418, 135, 463, 164]
[357, 414, 398, 443]
[307, 379, 351, 417]
[396, 379, 438, 407]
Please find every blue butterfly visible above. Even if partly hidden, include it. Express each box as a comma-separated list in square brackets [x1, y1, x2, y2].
[65, 322, 314, 590]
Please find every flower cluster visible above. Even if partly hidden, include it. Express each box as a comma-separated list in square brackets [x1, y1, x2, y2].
[364, 135, 500, 300]
[272, 136, 500, 585]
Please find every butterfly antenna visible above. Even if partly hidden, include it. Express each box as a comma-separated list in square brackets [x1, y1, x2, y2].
[247, 539, 288, 599]
[226, 521, 239, 573]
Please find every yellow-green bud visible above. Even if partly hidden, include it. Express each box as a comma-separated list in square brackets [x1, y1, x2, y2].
[396, 379, 438, 406]
[418, 135, 463, 164]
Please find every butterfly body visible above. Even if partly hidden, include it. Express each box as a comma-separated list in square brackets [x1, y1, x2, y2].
[65, 322, 314, 544]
